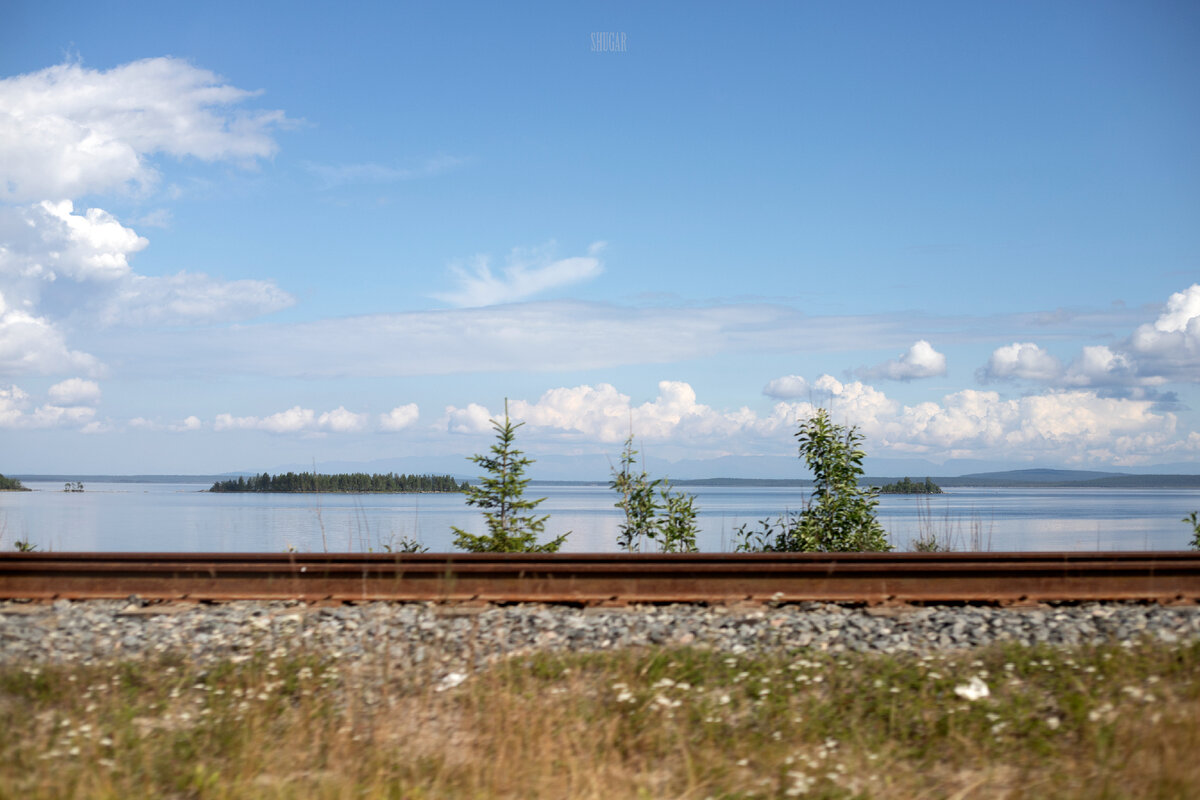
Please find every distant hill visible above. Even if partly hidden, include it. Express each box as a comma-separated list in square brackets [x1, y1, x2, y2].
[954, 468, 1123, 483]
[890, 469, 1200, 489]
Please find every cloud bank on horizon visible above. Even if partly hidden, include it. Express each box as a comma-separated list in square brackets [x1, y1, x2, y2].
[1, 3, 1198, 476]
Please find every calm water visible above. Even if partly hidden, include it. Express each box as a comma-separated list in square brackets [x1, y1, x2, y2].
[1, 482, 1197, 553]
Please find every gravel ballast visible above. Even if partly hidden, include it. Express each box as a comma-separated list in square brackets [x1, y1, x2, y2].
[2, 600, 1199, 671]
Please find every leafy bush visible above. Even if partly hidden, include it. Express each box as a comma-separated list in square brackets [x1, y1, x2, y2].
[452, 401, 568, 553]
[736, 409, 890, 552]
[1185, 512, 1200, 551]
[610, 435, 699, 553]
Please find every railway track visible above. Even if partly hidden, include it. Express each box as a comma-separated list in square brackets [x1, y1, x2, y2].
[2, 551, 1200, 605]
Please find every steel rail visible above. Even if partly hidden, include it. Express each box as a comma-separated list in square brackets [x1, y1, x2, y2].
[2, 552, 1199, 604]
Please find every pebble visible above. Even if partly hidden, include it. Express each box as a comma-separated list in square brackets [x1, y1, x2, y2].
[1, 600, 1197, 671]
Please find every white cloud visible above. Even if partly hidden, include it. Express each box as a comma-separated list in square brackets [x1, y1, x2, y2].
[30, 403, 97, 428]
[95, 271, 294, 326]
[1, 201, 294, 328]
[975, 285, 1200, 390]
[214, 405, 372, 435]
[433, 241, 605, 307]
[379, 403, 419, 432]
[978, 342, 1063, 382]
[763, 374, 810, 400]
[0, 295, 104, 376]
[1126, 283, 1200, 380]
[0, 58, 287, 202]
[47, 377, 100, 404]
[0, 56, 294, 377]
[0, 382, 97, 429]
[128, 415, 203, 432]
[99, 300, 914, 379]
[443, 377, 1189, 467]
[1063, 345, 1139, 387]
[306, 154, 466, 187]
[859, 340, 947, 381]
[0, 384, 29, 427]
[443, 403, 495, 435]
[317, 406, 368, 433]
[453, 381, 780, 445]
[782, 377, 1180, 465]
[39, 200, 148, 280]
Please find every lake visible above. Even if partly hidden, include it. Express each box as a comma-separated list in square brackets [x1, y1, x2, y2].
[1, 481, 1198, 553]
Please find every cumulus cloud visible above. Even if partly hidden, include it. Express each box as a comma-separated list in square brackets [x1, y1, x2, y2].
[1126, 283, 1200, 380]
[448, 381, 775, 445]
[858, 340, 947, 381]
[1063, 345, 1139, 387]
[213, 405, 374, 435]
[127, 414, 204, 432]
[0, 56, 294, 384]
[443, 403, 494, 435]
[974, 285, 1200, 391]
[978, 342, 1063, 383]
[433, 241, 605, 307]
[0, 382, 98, 429]
[379, 404, 419, 432]
[0, 294, 104, 376]
[1, 200, 294, 328]
[0, 58, 288, 202]
[47, 377, 101, 404]
[317, 406, 368, 433]
[33, 200, 149, 281]
[440, 377, 1190, 466]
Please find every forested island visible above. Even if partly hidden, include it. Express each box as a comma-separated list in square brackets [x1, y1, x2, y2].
[209, 472, 468, 493]
[0, 473, 29, 491]
[877, 477, 943, 494]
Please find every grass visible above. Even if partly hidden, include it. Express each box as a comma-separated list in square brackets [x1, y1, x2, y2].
[907, 496, 994, 552]
[1, 637, 1198, 798]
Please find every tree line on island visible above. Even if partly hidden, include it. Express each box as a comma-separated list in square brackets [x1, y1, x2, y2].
[0, 473, 29, 491]
[209, 472, 468, 494]
[877, 476, 943, 494]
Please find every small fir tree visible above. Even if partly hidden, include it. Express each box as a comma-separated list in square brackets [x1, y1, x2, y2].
[452, 400, 568, 553]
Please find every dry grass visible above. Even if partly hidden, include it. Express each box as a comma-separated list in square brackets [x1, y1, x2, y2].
[1, 637, 1197, 799]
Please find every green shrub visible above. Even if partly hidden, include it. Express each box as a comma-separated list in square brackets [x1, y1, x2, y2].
[610, 435, 699, 553]
[736, 409, 890, 552]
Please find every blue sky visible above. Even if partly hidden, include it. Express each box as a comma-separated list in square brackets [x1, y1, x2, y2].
[1, 1, 1198, 477]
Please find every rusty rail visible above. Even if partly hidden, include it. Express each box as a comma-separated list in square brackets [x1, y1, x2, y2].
[1, 552, 1199, 604]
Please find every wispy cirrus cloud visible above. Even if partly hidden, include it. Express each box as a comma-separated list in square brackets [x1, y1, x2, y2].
[305, 154, 467, 188]
[433, 241, 605, 307]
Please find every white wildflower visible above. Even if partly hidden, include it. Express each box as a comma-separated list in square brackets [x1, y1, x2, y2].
[435, 672, 468, 692]
[954, 676, 989, 701]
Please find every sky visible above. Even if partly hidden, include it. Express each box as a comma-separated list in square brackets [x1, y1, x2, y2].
[1, 0, 1198, 479]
